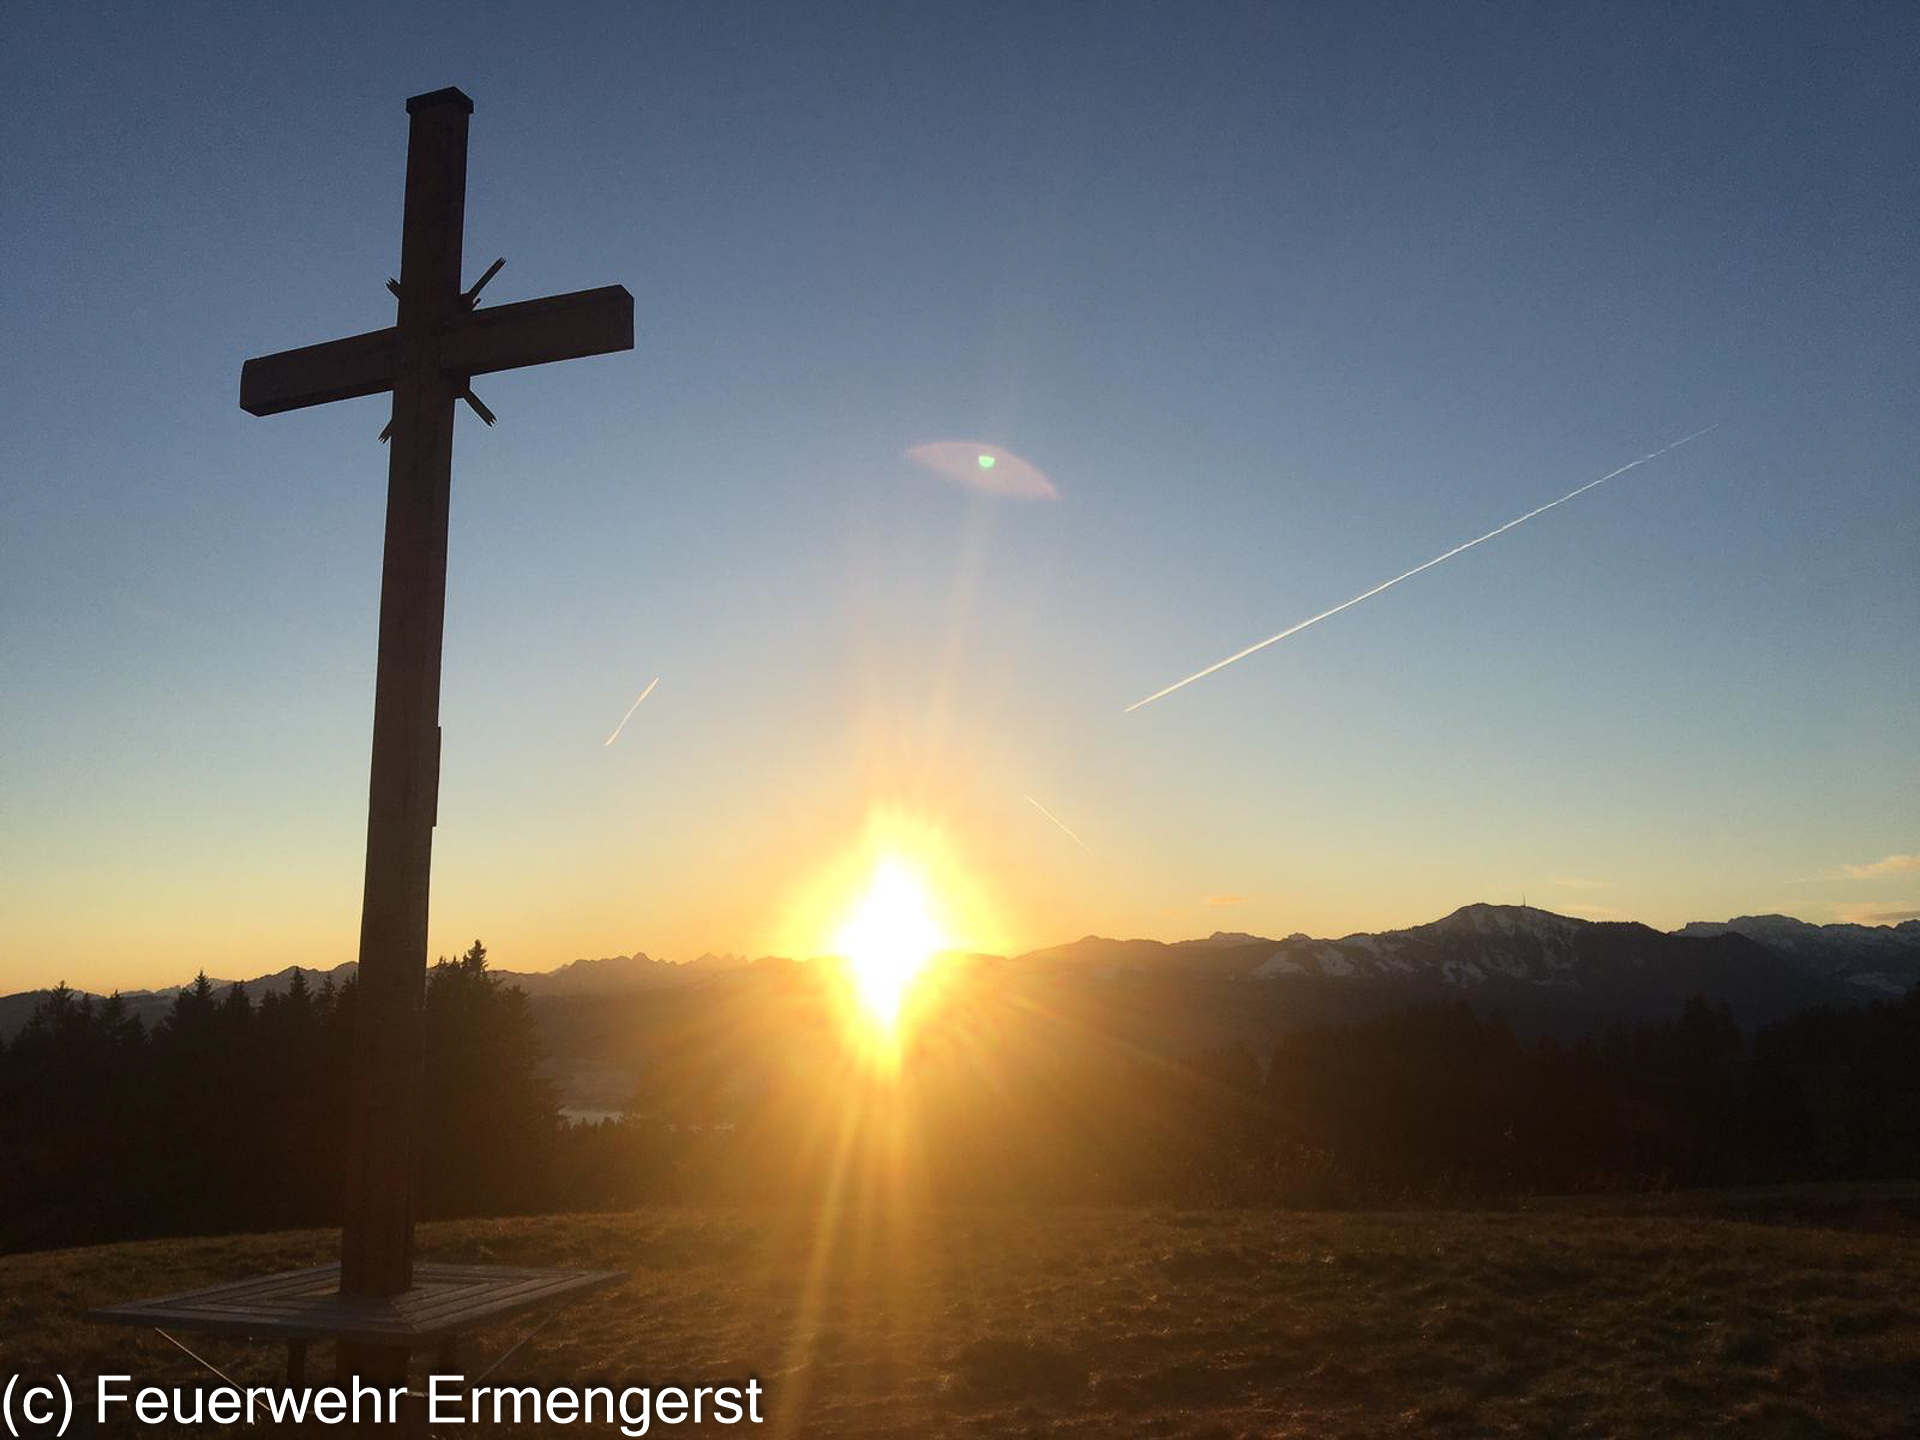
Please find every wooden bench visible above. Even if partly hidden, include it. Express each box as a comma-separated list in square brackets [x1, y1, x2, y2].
[90, 1262, 623, 1385]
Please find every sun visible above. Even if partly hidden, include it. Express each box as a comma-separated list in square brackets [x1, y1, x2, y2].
[776, 803, 1005, 1052]
[834, 856, 946, 1036]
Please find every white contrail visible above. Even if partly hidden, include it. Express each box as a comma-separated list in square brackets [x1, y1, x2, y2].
[1024, 793, 1092, 852]
[603, 676, 660, 746]
[1125, 425, 1719, 713]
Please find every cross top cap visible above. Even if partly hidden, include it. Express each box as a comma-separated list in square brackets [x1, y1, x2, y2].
[405, 87, 474, 115]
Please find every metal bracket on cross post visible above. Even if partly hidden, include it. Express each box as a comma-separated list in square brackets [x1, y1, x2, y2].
[377, 257, 507, 440]
[382, 388, 496, 438]
[461, 386, 497, 426]
[378, 282, 404, 440]
[463, 256, 506, 310]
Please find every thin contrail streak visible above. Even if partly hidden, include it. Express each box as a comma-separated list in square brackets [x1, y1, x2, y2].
[1125, 425, 1719, 713]
[1024, 793, 1092, 852]
[603, 676, 660, 746]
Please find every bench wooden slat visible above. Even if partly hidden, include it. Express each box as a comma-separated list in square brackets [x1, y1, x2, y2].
[88, 1263, 623, 1347]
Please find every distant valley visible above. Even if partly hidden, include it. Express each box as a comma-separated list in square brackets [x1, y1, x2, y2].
[6, 906, 1916, 1110]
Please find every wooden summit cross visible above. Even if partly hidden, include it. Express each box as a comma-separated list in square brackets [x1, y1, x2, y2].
[88, 86, 632, 1387]
[243, 85, 630, 1306]
[95, 85, 630, 1396]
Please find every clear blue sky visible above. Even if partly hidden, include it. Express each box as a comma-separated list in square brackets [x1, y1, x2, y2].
[3, 3, 1915, 990]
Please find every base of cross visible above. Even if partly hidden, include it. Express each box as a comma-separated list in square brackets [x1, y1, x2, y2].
[91, 1261, 621, 1423]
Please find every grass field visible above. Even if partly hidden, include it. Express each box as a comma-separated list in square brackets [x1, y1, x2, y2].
[3, 1198, 1917, 1437]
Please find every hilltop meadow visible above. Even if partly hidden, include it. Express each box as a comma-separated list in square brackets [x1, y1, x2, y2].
[5, 1195, 1917, 1438]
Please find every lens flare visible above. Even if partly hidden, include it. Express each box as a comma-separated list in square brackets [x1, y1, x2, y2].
[905, 440, 1059, 499]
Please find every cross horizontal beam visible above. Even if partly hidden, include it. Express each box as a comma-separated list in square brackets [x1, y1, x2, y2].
[240, 327, 398, 417]
[438, 285, 634, 378]
[238, 286, 633, 418]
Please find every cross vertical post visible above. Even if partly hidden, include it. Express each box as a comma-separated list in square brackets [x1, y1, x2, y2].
[339, 87, 471, 1304]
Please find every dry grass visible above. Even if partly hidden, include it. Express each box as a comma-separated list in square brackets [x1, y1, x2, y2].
[3, 1203, 1917, 1437]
